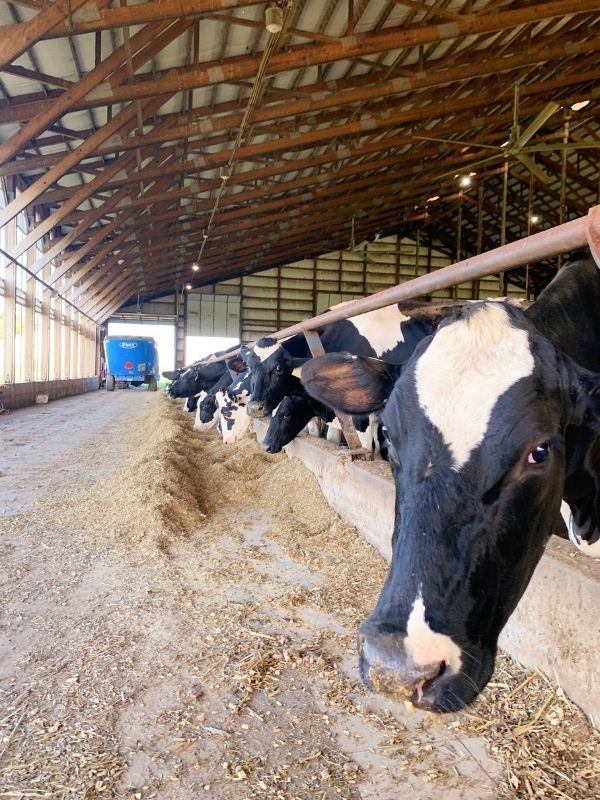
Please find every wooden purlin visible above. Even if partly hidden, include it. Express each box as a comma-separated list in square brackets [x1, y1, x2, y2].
[0, 18, 191, 247]
[0, 0, 91, 69]
[0, 18, 173, 167]
[65, 175, 181, 298]
[68, 176, 196, 302]
[30, 85, 575, 209]
[5, 110, 148, 255]
[46, 148, 186, 282]
[81, 198, 513, 290]
[1, 0, 594, 124]
[17, 0, 264, 40]
[83, 273, 138, 319]
[33, 101, 195, 274]
[68, 146, 547, 264]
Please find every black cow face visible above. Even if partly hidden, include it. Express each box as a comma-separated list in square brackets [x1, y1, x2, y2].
[262, 395, 316, 453]
[198, 393, 218, 423]
[241, 338, 308, 417]
[562, 424, 600, 556]
[302, 302, 600, 712]
[167, 361, 226, 398]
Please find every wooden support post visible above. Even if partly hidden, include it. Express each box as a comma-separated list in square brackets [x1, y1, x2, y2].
[474, 182, 484, 299]
[2, 212, 16, 383]
[40, 264, 50, 381]
[303, 329, 366, 457]
[500, 158, 509, 294]
[24, 246, 35, 382]
[455, 199, 462, 300]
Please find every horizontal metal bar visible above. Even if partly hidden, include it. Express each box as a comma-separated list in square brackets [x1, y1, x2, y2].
[197, 206, 600, 366]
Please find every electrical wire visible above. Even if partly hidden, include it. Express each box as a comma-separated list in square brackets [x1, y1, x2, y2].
[193, 3, 290, 268]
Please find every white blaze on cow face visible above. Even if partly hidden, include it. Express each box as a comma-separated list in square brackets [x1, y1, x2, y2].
[347, 305, 411, 357]
[414, 303, 535, 470]
[254, 342, 281, 362]
[405, 593, 463, 674]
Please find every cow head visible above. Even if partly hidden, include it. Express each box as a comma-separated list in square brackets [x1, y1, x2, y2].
[302, 302, 600, 712]
[562, 429, 600, 556]
[216, 372, 252, 444]
[194, 391, 219, 431]
[241, 338, 308, 417]
[167, 361, 226, 398]
[262, 394, 317, 453]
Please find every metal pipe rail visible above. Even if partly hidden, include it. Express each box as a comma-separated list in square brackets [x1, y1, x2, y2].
[196, 205, 600, 366]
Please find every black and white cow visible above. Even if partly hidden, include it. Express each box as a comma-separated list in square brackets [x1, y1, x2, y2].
[241, 302, 463, 419]
[216, 371, 252, 444]
[300, 251, 600, 712]
[182, 394, 201, 413]
[262, 393, 381, 455]
[261, 395, 335, 453]
[166, 347, 246, 399]
[193, 366, 240, 431]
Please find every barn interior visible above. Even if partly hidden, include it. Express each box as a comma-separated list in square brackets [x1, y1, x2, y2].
[2, 1, 600, 797]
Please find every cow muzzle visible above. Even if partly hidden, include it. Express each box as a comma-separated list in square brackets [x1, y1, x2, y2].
[247, 400, 269, 418]
[357, 620, 450, 711]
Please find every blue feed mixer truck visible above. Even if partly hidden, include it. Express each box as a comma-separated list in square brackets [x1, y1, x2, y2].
[103, 335, 160, 391]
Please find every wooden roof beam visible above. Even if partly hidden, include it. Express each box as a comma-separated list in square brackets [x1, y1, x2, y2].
[15, 0, 264, 41]
[8, 0, 595, 117]
[32, 89, 566, 207]
[0, 18, 174, 166]
[0, 0, 91, 69]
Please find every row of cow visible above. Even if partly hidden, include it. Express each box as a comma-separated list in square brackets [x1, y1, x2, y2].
[165, 249, 600, 714]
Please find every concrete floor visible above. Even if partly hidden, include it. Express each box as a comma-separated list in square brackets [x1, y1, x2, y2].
[0, 390, 507, 799]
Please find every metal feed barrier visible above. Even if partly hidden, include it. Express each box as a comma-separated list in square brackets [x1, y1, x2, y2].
[194, 205, 600, 454]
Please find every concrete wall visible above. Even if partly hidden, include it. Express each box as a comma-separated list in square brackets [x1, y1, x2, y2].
[1, 377, 99, 410]
[253, 419, 600, 724]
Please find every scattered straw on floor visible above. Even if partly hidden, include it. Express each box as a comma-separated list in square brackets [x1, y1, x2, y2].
[1, 394, 599, 799]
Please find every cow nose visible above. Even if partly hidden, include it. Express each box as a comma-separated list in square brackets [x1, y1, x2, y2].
[261, 441, 272, 452]
[357, 620, 446, 707]
[247, 400, 267, 418]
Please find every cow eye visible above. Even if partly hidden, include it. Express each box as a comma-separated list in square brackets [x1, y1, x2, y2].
[275, 364, 283, 373]
[527, 443, 550, 465]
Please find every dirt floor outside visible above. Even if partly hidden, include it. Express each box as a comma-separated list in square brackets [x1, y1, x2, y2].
[1, 390, 599, 799]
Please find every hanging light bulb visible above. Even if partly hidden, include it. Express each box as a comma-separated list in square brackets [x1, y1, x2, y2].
[185, 283, 193, 290]
[191, 262, 200, 271]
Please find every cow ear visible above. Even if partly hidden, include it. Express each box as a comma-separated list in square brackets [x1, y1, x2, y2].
[289, 356, 310, 378]
[240, 344, 258, 368]
[301, 352, 399, 415]
[162, 370, 179, 381]
[226, 354, 247, 374]
[572, 367, 600, 430]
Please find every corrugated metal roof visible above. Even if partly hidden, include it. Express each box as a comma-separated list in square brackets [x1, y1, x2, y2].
[0, 0, 599, 320]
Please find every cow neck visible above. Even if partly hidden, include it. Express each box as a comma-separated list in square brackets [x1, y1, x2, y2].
[526, 254, 600, 373]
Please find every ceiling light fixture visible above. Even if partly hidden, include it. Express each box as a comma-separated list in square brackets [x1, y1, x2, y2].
[530, 214, 540, 224]
[191, 262, 200, 271]
[571, 100, 590, 112]
[265, 4, 283, 34]
[185, 283, 193, 290]
[459, 175, 471, 188]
